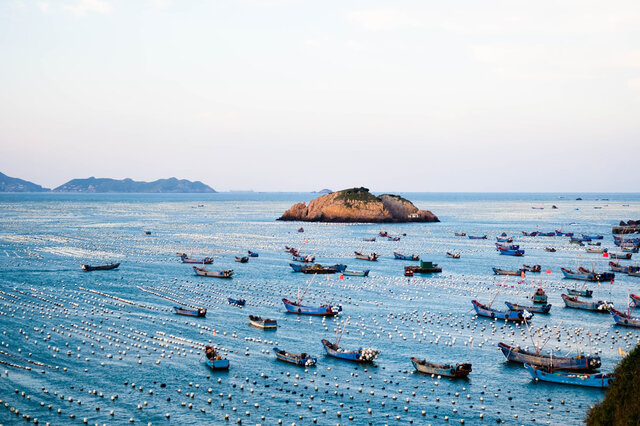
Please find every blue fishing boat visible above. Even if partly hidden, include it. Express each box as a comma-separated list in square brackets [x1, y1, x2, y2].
[561, 294, 611, 312]
[631, 294, 640, 307]
[582, 234, 603, 241]
[610, 308, 640, 328]
[205, 346, 230, 370]
[193, 266, 233, 278]
[498, 342, 601, 371]
[555, 230, 574, 237]
[174, 306, 207, 317]
[289, 263, 304, 272]
[471, 300, 530, 322]
[496, 236, 513, 243]
[273, 347, 317, 366]
[355, 252, 379, 261]
[505, 302, 551, 314]
[533, 288, 548, 304]
[393, 252, 419, 261]
[411, 357, 472, 378]
[614, 235, 640, 247]
[495, 243, 520, 250]
[524, 364, 612, 388]
[522, 264, 541, 272]
[560, 267, 614, 282]
[567, 288, 593, 297]
[247, 251, 259, 257]
[292, 254, 315, 263]
[468, 235, 487, 240]
[249, 315, 277, 329]
[498, 248, 525, 256]
[522, 231, 540, 237]
[321, 339, 380, 362]
[538, 232, 556, 237]
[228, 297, 246, 307]
[282, 298, 341, 316]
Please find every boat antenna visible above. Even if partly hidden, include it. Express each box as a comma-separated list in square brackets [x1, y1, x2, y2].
[335, 317, 349, 347]
[488, 277, 507, 309]
[297, 273, 317, 305]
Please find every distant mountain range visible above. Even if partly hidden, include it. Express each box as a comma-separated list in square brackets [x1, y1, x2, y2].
[0, 172, 216, 193]
[0, 172, 49, 192]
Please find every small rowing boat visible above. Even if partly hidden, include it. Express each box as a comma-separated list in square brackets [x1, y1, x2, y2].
[524, 363, 612, 388]
[282, 298, 341, 316]
[493, 268, 523, 276]
[609, 252, 632, 260]
[533, 288, 548, 304]
[249, 315, 277, 329]
[273, 347, 316, 366]
[205, 346, 229, 370]
[179, 254, 213, 264]
[609, 261, 629, 273]
[446, 252, 460, 259]
[522, 264, 541, 272]
[235, 256, 249, 263]
[193, 266, 233, 278]
[292, 254, 315, 263]
[468, 235, 487, 240]
[228, 297, 245, 307]
[411, 357, 472, 378]
[342, 269, 370, 277]
[320, 339, 380, 362]
[81, 262, 120, 272]
[173, 306, 207, 317]
[247, 251, 259, 257]
[355, 252, 379, 261]
[498, 248, 525, 256]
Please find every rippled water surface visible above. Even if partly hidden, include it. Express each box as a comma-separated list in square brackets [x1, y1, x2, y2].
[1, 192, 639, 425]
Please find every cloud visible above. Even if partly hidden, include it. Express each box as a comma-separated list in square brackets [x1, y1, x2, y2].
[63, 0, 111, 17]
[346, 9, 420, 31]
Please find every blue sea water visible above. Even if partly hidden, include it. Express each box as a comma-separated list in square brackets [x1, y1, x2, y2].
[1, 192, 639, 425]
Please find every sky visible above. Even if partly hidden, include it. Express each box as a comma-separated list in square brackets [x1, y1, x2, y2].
[1, 0, 639, 192]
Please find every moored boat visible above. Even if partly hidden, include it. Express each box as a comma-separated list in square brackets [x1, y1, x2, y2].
[498, 248, 525, 256]
[193, 266, 233, 278]
[496, 236, 513, 243]
[567, 288, 593, 297]
[446, 252, 460, 259]
[273, 347, 316, 366]
[174, 306, 207, 317]
[522, 264, 541, 272]
[496, 243, 520, 251]
[249, 315, 277, 329]
[544, 247, 557, 252]
[405, 261, 442, 274]
[609, 252, 632, 260]
[610, 308, 640, 328]
[471, 300, 530, 322]
[586, 247, 607, 254]
[497, 342, 601, 371]
[292, 254, 315, 263]
[179, 254, 213, 264]
[247, 250, 259, 257]
[81, 262, 120, 272]
[555, 230, 575, 237]
[561, 294, 612, 312]
[454, 232, 467, 237]
[205, 346, 229, 370]
[320, 339, 380, 362]
[355, 252, 379, 261]
[468, 235, 487, 239]
[631, 294, 640, 307]
[393, 252, 419, 261]
[342, 269, 370, 277]
[524, 363, 612, 388]
[582, 234, 604, 241]
[282, 298, 342, 316]
[505, 302, 551, 314]
[560, 267, 614, 282]
[410, 357, 472, 378]
[228, 297, 246, 307]
[492, 268, 523, 276]
[609, 261, 629, 273]
[532, 288, 548, 304]
[235, 256, 249, 263]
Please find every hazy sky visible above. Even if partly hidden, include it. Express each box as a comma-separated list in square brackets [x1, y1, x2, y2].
[1, 0, 639, 192]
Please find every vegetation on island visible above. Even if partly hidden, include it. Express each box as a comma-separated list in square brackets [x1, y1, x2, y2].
[586, 344, 640, 425]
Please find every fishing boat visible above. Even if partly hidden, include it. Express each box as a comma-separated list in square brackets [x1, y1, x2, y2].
[320, 339, 380, 362]
[631, 294, 640, 307]
[405, 261, 442, 274]
[582, 234, 604, 241]
[468, 235, 487, 240]
[289, 263, 304, 272]
[247, 251, 259, 257]
[614, 235, 640, 247]
[609, 253, 632, 260]
[355, 252, 379, 261]
[342, 269, 370, 277]
[228, 297, 246, 307]
[544, 247, 557, 252]
[273, 347, 316, 366]
[179, 254, 213, 264]
[561, 294, 612, 312]
[538, 232, 556, 237]
[498, 248, 525, 256]
[630, 267, 640, 277]
[522, 231, 540, 237]
[193, 266, 233, 278]
[387, 236, 401, 241]
[567, 288, 593, 297]
[621, 246, 639, 253]
[235, 256, 249, 263]
[586, 248, 607, 254]
[362, 237, 376, 242]
[292, 254, 315, 263]
[81, 262, 120, 271]
[496, 243, 520, 251]
[282, 298, 341, 316]
[205, 346, 229, 370]
[174, 306, 207, 317]
[249, 315, 277, 329]
[587, 241, 602, 246]
[578, 267, 615, 281]
[497, 342, 601, 371]
[454, 232, 467, 237]
[569, 238, 585, 245]
[301, 264, 338, 274]
[492, 268, 523, 276]
[446, 252, 460, 259]
[522, 264, 541, 272]
[298, 227, 304, 232]
[471, 300, 530, 322]
[379, 231, 388, 237]
[410, 357, 472, 378]
[524, 364, 612, 388]
[609, 261, 629, 273]
[144, 231, 151, 235]
[393, 252, 419, 261]
[555, 230, 575, 237]
[610, 308, 640, 328]
[505, 301, 551, 314]
[496, 236, 513, 243]
[560, 267, 614, 282]
[532, 288, 548, 304]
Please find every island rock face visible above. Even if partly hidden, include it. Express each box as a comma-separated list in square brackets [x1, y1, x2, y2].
[0, 172, 50, 192]
[54, 177, 216, 193]
[278, 187, 439, 223]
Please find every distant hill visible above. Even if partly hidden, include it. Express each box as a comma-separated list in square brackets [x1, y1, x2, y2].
[54, 177, 216, 193]
[0, 172, 50, 192]
[314, 189, 333, 194]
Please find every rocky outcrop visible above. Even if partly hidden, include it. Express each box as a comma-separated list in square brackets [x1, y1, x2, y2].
[278, 187, 439, 223]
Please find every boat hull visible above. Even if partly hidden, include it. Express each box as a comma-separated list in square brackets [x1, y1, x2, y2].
[498, 342, 601, 371]
[81, 262, 120, 271]
[505, 302, 551, 314]
[524, 364, 611, 388]
[411, 357, 471, 378]
[610, 309, 640, 327]
[273, 347, 316, 366]
[282, 298, 341, 316]
[471, 300, 528, 322]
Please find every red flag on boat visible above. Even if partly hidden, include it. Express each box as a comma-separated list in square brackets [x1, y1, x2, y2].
[603, 252, 608, 257]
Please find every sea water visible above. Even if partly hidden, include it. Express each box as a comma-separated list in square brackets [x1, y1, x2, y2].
[0, 192, 639, 425]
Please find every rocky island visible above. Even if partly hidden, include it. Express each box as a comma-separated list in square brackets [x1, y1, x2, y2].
[278, 187, 439, 223]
